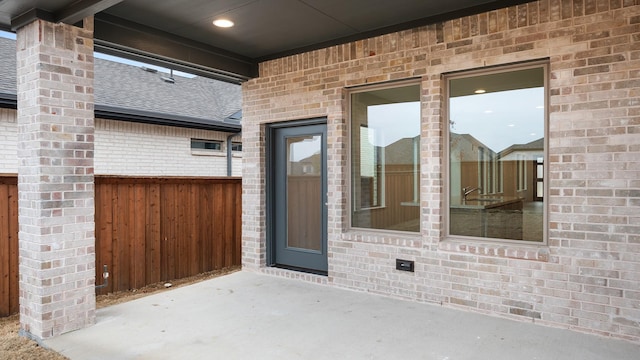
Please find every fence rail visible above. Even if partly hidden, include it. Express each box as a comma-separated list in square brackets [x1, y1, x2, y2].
[0, 175, 242, 317]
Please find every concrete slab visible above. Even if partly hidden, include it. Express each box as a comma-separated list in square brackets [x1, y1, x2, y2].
[45, 271, 639, 359]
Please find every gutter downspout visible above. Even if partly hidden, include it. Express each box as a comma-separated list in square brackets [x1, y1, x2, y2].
[227, 132, 241, 176]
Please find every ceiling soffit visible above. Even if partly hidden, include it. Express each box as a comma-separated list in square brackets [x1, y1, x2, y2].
[2, 0, 535, 82]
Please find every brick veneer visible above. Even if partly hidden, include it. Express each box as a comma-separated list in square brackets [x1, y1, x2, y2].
[242, 0, 640, 342]
[16, 19, 96, 339]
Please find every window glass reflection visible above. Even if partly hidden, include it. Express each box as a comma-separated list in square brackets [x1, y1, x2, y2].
[448, 66, 545, 242]
[287, 135, 322, 250]
[351, 83, 421, 232]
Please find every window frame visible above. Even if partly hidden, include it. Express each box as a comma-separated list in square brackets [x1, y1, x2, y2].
[443, 60, 549, 245]
[347, 79, 422, 234]
[190, 138, 223, 155]
[231, 142, 243, 152]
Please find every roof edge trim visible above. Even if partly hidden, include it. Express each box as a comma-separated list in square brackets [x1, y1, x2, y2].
[0, 96, 240, 132]
[95, 105, 242, 132]
[0, 93, 17, 109]
[11, 8, 55, 31]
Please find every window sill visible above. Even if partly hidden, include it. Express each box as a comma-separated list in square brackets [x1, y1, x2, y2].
[191, 150, 225, 157]
[400, 201, 419, 207]
[439, 237, 549, 262]
[342, 229, 422, 247]
[356, 206, 386, 211]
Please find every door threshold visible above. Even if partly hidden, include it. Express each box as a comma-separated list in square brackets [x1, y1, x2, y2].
[274, 264, 327, 276]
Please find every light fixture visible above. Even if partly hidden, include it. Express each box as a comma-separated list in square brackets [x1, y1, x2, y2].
[474, 89, 486, 94]
[213, 19, 234, 28]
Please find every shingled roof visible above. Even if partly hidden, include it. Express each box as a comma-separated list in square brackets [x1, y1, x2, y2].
[0, 38, 16, 106]
[0, 36, 241, 132]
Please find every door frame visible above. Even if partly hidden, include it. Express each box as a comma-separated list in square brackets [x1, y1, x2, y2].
[265, 117, 328, 274]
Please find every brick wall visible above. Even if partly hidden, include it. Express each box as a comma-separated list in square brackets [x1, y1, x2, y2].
[0, 110, 241, 176]
[16, 19, 96, 339]
[242, 0, 640, 342]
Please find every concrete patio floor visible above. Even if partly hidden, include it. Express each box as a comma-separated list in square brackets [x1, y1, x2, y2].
[44, 271, 639, 360]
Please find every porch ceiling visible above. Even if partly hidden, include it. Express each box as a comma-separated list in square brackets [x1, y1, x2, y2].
[0, 0, 532, 82]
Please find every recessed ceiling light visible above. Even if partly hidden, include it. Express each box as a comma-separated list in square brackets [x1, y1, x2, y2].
[474, 89, 486, 94]
[213, 19, 234, 28]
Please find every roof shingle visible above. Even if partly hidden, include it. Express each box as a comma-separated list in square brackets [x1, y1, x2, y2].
[0, 36, 241, 129]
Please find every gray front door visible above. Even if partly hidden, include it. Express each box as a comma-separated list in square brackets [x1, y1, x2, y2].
[269, 121, 327, 274]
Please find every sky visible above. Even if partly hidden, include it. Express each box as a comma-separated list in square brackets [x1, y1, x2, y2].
[290, 136, 321, 162]
[0, 30, 15, 39]
[361, 86, 543, 154]
[449, 87, 544, 153]
[368, 102, 421, 147]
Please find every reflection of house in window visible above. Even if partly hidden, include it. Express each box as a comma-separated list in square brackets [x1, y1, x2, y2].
[446, 63, 546, 243]
[449, 133, 495, 203]
[231, 142, 242, 152]
[359, 125, 384, 208]
[289, 151, 320, 176]
[536, 157, 544, 201]
[191, 139, 222, 151]
[479, 147, 485, 194]
[384, 136, 420, 205]
[450, 134, 543, 203]
[350, 82, 420, 232]
[302, 164, 314, 174]
[517, 155, 526, 191]
[497, 154, 504, 193]
[498, 138, 543, 201]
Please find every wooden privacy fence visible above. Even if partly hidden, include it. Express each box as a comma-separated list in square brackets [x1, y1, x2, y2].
[0, 175, 18, 317]
[0, 175, 242, 317]
[95, 176, 242, 295]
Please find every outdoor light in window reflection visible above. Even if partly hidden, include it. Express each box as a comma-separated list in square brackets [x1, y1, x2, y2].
[474, 89, 486, 94]
[213, 19, 234, 27]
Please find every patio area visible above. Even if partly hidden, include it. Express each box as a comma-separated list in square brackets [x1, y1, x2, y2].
[44, 271, 639, 360]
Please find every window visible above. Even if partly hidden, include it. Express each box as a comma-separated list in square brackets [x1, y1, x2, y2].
[231, 142, 242, 152]
[191, 139, 222, 151]
[446, 63, 546, 242]
[535, 157, 544, 201]
[359, 125, 384, 208]
[350, 82, 420, 232]
[516, 154, 527, 191]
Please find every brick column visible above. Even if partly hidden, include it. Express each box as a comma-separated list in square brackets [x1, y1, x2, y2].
[16, 18, 96, 340]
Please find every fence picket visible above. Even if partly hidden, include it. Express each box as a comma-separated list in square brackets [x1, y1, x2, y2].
[0, 175, 242, 316]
